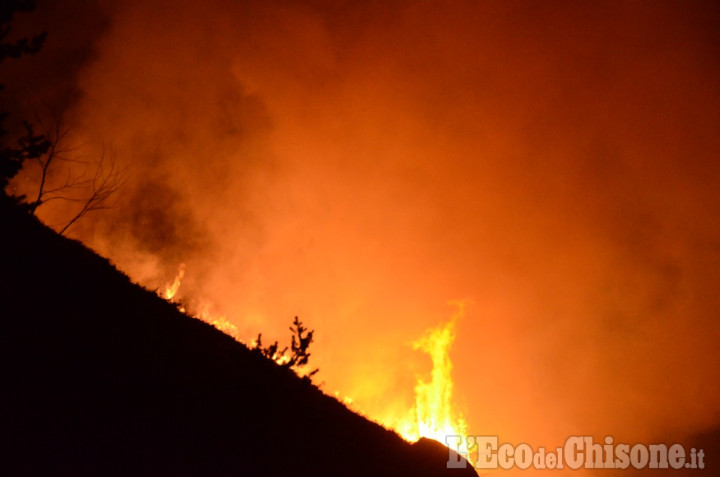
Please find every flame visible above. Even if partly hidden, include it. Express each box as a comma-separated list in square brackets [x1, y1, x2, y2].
[196, 303, 242, 342]
[162, 264, 240, 340]
[160, 264, 300, 367]
[385, 303, 468, 448]
[164, 263, 185, 300]
[333, 390, 354, 407]
[161, 263, 468, 450]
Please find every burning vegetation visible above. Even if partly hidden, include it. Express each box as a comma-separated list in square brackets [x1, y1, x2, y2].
[161, 262, 468, 447]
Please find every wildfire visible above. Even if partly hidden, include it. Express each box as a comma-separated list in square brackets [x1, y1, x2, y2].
[197, 304, 242, 342]
[162, 264, 244, 343]
[164, 263, 185, 300]
[387, 303, 468, 447]
[161, 264, 468, 450]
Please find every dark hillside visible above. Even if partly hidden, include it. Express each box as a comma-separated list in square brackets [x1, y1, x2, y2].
[0, 201, 477, 476]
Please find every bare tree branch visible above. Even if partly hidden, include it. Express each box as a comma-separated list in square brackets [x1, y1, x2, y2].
[21, 107, 125, 234]
[57, 148, 124, 236]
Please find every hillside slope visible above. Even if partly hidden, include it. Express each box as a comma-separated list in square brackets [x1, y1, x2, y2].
[0, 201, 477, 476]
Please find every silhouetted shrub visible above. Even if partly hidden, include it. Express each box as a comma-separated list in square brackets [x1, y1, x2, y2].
[252, 316, 319, 381]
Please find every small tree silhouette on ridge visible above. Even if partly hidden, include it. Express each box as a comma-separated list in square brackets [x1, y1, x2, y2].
[253, 316, 319, 381]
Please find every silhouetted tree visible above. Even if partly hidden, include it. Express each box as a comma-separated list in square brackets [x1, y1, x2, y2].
[24, 110, 123, 235]
[0, 3, 121, 233]
[0, 2, 45, 61]
[0, 1, 49, 204]
[253, 317, 319, 381]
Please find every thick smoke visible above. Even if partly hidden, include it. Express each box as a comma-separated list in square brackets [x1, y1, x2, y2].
[8, 0, 720, 467]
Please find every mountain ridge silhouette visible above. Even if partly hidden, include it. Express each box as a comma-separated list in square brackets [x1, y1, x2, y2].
[0, 200, 477, 476]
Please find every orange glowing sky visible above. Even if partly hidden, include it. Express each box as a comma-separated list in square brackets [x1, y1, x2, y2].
[5, 1, 720, 472]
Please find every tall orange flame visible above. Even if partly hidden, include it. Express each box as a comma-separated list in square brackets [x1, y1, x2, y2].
[388, 303, 468, 446]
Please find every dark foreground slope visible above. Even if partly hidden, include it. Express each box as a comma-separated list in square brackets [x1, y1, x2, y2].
[0, 201, 477, 476]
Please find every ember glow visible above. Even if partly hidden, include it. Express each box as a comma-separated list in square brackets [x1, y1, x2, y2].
[6, 1, 720, 472]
